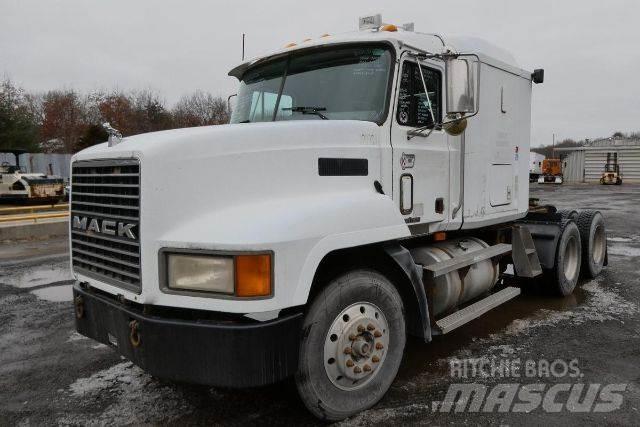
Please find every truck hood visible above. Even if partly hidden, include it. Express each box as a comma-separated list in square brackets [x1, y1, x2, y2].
[73, 120, 389, 246]
[75, 120, 381, 163]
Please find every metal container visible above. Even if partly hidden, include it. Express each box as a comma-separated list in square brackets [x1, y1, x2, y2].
[411, 237, 500, 317]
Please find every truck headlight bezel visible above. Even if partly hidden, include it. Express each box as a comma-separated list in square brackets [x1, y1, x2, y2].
[159, 248, 274, 299]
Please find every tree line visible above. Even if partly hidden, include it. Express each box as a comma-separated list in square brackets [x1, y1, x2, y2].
[0, 79, 229, 154]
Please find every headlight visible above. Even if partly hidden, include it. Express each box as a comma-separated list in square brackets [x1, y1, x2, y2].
[167, 254, 234, 294]
[165, 252, 272, 297]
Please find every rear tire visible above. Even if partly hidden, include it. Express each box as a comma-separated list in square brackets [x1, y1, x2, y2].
[545, 220, 582, 296]
[577, 210, 606, 278]
[557, 209, 578, 221]
[295, 270, 406, 421]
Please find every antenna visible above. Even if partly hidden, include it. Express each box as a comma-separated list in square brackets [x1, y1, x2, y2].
[242, 33, 245, 61]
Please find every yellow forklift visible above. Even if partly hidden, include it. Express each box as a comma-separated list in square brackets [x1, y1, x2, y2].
[600, 153, 622, 185]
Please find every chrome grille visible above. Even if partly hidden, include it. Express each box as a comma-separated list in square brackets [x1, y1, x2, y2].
[71, 159, 141, 293]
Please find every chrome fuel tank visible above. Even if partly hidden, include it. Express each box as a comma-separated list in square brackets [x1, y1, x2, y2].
[411, 237, 500, 317]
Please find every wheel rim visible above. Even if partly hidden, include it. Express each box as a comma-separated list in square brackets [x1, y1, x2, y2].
[592, 224, 606, 265]
[563, 236, 579, 281]
[323, 302, 390, 391]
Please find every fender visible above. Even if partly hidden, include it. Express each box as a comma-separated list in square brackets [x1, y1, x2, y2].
[517, 211, 564, 270]
[383, 243, 432, 342]
[157, 190, 410, 313]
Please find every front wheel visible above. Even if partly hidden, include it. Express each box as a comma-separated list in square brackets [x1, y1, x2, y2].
[295, 270, 406, 421]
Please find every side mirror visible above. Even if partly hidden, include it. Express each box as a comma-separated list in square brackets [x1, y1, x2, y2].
[532, 69, 544, 84]
[445, 57, 478, 116]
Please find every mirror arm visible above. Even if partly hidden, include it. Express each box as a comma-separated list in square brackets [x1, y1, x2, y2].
[227, 93, 237, 113]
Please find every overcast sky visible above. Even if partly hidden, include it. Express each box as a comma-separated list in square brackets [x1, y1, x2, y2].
[1, 0, 639, 146]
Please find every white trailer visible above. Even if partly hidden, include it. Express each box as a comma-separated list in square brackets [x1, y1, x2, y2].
[70, 15, 608, 421]
[530, 151, 545, 182]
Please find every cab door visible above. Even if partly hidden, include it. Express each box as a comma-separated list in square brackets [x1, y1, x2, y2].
[391, 56, 450, 233]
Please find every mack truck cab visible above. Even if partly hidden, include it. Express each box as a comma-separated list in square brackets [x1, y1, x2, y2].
[71, 15, 608, 421]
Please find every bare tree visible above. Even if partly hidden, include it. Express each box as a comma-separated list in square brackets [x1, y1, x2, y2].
[172, 90, 229, 128]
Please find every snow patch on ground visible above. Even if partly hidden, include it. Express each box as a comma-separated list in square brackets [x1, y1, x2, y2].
[30, 284, 73, 302]
[60, 362, 192, 425]
[339, 403, 431, 426]
[608, 236, 634, 243]
[498, 279, 637, 337]
[4, 263, 72, 289]
[607, 244, 640, 257]
[67, 332, 88, 343]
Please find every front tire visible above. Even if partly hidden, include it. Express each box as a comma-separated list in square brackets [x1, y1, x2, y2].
[295, 270, 406, 421]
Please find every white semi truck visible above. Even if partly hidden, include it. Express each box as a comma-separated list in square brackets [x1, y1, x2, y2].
[71, 16, 608, 421]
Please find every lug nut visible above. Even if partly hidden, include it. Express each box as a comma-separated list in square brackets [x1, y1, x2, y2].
[346, 359, 354, 367]
[363, 364, 372, 372]
[343, 347, 352, 355]
[375, 342, 384, 350]
[372, 355, 380, 363]
[354, 366, 362, 374]
[374, 330, 382, 338]
[367, 323, 375, 331]
[348, 334, 357, 341]
[357, 325, 365, 333]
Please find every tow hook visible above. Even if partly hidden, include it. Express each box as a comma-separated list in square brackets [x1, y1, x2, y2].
[74, 296, 84, 319]
[129, 320, 141, 348]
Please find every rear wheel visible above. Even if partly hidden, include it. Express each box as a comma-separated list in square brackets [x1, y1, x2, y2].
[577, 210, 606, 278]
[295, 270, 406, 421]
[545, 220, 582, 296]
[557, 209, 578, 221]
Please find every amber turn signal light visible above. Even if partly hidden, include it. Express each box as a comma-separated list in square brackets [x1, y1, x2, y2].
[235, 254, 272, 297]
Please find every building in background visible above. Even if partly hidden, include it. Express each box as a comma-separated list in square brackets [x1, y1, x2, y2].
[0, 152, 72, 180]
[557, 137, 640, 184]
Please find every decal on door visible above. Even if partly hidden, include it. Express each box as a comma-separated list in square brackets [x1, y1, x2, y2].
[400, 152, 415, 170]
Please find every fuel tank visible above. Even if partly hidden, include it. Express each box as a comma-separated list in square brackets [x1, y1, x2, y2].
[410, 237, 500, 317]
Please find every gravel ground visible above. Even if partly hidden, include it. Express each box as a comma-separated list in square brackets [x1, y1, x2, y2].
[0, 184, 638, 425]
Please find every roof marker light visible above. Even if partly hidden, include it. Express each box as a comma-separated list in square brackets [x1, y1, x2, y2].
[284, 42, 297, 48]
[402, 22, 415, 32]
[359, 14, 382, 31]
[320, 33, 331, 38]
[380, 24, 398, 32]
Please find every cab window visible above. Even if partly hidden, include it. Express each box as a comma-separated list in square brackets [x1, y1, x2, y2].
[396, 62, 442, 128]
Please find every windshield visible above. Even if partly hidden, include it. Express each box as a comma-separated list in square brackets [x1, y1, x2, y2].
[230, 45, 393, 124]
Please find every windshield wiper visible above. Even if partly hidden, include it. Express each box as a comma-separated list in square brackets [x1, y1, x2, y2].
[284, 106, 329, 120]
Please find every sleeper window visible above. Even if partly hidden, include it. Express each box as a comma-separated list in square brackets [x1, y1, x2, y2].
[396, 62, 442, 128]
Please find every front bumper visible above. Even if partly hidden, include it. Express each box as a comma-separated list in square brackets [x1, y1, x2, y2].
[73, 283, 303, 388]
